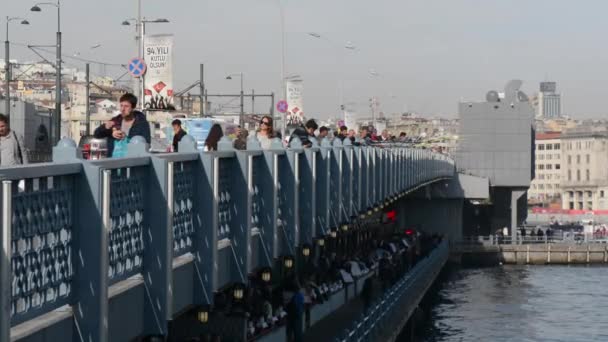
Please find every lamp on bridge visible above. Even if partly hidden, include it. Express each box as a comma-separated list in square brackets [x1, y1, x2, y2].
[283, 255, 295, 269]
[374, 206, 380, 213]
[359, 212, 366, 220]
[302, 245, 311, 257]
[260, 267, 272, 283]
[367, 208, 373, 217]
[232, 283, 245, 301]
[341, 224, 348, 232]
[197, 305, 210, 323]
[330, 229, 338, 238]
[317, 238, 325, 247]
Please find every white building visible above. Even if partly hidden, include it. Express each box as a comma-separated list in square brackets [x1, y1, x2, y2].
[529, 132, 562, 205]
[560, 129, 608, 210]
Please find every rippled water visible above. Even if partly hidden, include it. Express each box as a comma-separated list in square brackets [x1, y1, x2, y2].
[422, 265, 608, 342]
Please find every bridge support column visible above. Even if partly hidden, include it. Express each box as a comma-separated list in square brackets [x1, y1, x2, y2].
[510, 190, 525, 244]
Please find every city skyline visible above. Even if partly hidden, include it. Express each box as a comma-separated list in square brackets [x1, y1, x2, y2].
[5, 0, 608, 119]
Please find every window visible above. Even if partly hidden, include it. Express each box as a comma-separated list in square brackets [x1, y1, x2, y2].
[587, 202, 593, 210]
[547, 144, 553, 150]
[539, 184, 545, 190]
[568, 170, 572, 181]
[568, 156, 571, 164]
[538, 155, 545, 160]
[538, 174, 545, 180]
[555, 154, 560, 160]
[569, 202, 574, 210]
[546, 164, 552, 170]
[532, 184, 537, 190]
[547, 174, 552, 180]
[569, 191, 574, 198]
[547, 155, 552, 160]
[601, 191, 605, 198]
[577, 170, 581, 181]
[538, 164, 545, 170]
[554, 143, 560, 150]
[586, 155, 590, 163]
[555, 164, 560, 170]
[577, 155, 581, 163]
[586, 191, 592, 198]
[538, 144, 545, 150]
[586, 169, 590, 181]
[555, 184, 560, 189]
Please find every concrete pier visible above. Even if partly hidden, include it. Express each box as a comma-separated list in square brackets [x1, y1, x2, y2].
[453, 243, 608, 265]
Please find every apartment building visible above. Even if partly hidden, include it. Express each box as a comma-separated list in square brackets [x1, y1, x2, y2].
[529, 132, 562, 205]
[560, 129, 608, 210]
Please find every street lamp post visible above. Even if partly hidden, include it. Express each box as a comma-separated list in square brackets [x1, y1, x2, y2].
[226, 73, 244, 127]
[31, 0, 61, 144]
[4, 17, 29, 120]
[307, 32, 356, 115]
[122, 17, 169, 108]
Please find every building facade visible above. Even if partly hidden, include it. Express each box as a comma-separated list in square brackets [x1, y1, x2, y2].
[529, 132, 561, 205]
[560, 129, 608, 210]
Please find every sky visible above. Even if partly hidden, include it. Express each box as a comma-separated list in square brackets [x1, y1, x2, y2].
[5, 0, 608, 119]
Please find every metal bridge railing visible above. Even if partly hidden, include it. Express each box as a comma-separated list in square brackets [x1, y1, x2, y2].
[336, 240, 449, 342]
[0, 136, 455, 342]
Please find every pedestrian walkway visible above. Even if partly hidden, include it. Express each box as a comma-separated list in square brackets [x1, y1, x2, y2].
[304, 279, 380, 341]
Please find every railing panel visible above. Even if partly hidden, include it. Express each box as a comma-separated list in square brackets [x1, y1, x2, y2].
[172, 160, 196, 257]
[10, 175, 75, 325]
[277, 151, 297, 255]
[299, 147, 317, 243]
[107, 166, 147, 284]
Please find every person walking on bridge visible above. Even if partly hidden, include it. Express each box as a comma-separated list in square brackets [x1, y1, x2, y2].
[171, 119, 187, 152]
[0, 114, 27, 167]
[289, 119, 318, 148]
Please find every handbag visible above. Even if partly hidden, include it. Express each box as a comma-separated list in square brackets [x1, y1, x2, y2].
[112, 137, 131, 158]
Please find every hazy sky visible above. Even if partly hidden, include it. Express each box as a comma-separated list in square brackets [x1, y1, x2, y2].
[5, 0, 608, 119]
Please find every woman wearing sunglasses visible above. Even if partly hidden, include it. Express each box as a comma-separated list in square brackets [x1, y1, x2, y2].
[256, 115, 275, 149]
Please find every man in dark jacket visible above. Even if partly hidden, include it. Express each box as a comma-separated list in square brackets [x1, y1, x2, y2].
[94, 93, 151, 157]
[171, 119, 187, 152]
[289, 119, 318, 148]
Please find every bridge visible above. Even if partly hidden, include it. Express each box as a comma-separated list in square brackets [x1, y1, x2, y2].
[0, 134, 456, 342]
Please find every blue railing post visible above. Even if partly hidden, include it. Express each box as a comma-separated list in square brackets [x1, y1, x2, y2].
[300, 139, 318, 243]
[74, 160, 109, 341]
[198, 138, 234, 297]
[370, 147, 377, 208]
[330, 138, 344, 228]
[286, 138, 305, 247]
[0, 180, 12, 342]
[342, 139, 353, 219]
[316, 138, 332, 236]
[142, 153, 174, 336]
